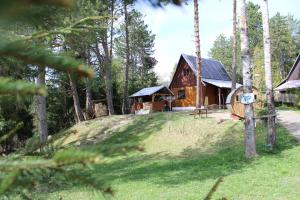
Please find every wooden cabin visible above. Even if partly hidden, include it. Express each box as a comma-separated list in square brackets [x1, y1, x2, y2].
[226, 86, 263, 118]
[275, 54, 300, 105]
[169, 54, 241, 110]
[130, 85, 174, 114]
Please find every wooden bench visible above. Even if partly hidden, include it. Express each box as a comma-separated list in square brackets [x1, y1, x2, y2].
[189, 108, 208, 118]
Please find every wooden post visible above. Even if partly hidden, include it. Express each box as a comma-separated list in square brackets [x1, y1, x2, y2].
[218, 88, 221, 109]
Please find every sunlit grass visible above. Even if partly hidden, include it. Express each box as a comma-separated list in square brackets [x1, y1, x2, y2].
[31, 111, 299, 200]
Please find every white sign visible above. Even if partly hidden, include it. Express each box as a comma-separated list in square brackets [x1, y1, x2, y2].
[240, 93, 255, 104]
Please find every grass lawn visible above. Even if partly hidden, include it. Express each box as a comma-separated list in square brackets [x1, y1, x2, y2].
[276, 104, 300, 113]
[28, 112, 299, 200]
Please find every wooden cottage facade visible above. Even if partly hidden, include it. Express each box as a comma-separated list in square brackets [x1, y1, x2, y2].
[169, 54, 240, 109]
[130, 86, 173, 114]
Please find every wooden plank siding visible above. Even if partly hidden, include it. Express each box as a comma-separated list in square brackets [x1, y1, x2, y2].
[170, 55, 232, 108]
[171, 85, 228, 107]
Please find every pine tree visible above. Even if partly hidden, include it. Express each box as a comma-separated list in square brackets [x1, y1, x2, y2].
[194, 0, 203, 108]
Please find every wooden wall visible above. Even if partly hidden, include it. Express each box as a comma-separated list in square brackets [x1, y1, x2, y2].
[170, 56, 230, 107]
[171, 85, 228, 107]
[170, 60, 196, 88]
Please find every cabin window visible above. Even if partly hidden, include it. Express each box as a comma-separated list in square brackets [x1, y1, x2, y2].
[178, 90, 186, 99]
[254, 94, 257, 100]
[182, 69, 190, 76]
[236, 95, 239, 102]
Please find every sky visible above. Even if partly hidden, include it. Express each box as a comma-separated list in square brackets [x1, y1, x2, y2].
[136, 0, 300, 83]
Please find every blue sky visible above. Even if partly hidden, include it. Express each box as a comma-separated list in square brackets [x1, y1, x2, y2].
[136, 0, 300, 83]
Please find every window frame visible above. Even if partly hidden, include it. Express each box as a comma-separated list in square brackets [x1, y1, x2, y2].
[178, 89, 186, 99]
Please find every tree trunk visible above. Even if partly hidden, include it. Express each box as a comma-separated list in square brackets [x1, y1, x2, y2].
[194, 0, 202, 108]
[85, 50, 94, 119]
[85, 78, 94, 119]
[261, 0, 276, 148]
[69, 74, 85, 122]
[122, 2, 130, 114]
[102, 37, 115, 115]
[36, 66, 48, 144]
[239, 0, 257, 158]
[231, 0, 237, 91]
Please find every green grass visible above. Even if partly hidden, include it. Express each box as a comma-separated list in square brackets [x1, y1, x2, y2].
[26, 112, 300, 199]
[276, 104, 300, 112]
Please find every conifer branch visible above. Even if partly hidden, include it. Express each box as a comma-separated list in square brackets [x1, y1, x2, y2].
[0, 77, 47, 96]
[0, 40, 94, 77]
[0, 122, 24, 145]
[21, 16, 110, 41]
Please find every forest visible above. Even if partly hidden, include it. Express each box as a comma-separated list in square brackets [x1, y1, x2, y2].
[0, 0, 158, 148]
[209, 2, 300, 91]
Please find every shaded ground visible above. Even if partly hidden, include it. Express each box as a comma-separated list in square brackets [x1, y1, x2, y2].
[278, 110, 300, 142]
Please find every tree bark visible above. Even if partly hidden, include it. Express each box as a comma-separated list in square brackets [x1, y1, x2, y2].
[239, 0, 257, 158]
[194, 0, 203, 108]
[261, 0, 276, 147]
[102, 37, 115, 115]
[122, 2, 130, 114]
[69, 74, 85, 122]
[85, 78, 94, 119]
[231, 0, 237, 91]
[36, 66, 48, 144]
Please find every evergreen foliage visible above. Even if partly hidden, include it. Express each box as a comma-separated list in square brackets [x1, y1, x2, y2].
[209, 2, 300, 91]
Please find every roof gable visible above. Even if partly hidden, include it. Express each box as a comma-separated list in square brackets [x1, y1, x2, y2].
[276, 54, 300, 88]
[170, 54, 231, 87]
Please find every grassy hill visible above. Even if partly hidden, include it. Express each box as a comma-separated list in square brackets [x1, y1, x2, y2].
[29, 112, 299, 200]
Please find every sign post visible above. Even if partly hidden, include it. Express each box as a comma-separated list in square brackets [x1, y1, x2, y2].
[241, 93, 255, 104]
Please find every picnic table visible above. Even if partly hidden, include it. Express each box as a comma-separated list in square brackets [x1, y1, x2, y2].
[190, 107, 208, 118]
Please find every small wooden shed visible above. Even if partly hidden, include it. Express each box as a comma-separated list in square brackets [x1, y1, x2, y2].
[226, 86, 263, 118]
[129, 85, 174, 114]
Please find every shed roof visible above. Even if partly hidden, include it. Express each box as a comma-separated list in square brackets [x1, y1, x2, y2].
[129, 85, 173, 98]
[203, 78, 242, 89]
[275, 80, 300, 91]
[181, 54, 231, 81]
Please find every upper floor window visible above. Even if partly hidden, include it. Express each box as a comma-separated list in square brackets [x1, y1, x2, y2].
[178, 89, 186, 99]
[182, 68, 190, 76]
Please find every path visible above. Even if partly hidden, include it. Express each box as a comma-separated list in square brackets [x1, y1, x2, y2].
[277, 110, 300, 142]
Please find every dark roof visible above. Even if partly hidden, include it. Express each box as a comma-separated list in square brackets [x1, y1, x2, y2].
[181, 54, 231, 81]
[276, 54, 300, 90]
[129, 85, 173, 97]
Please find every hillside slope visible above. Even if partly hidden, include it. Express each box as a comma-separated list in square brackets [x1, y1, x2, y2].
[32, 112, 300, 200]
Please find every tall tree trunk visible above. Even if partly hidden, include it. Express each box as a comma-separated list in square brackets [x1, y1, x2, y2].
[261, 0, 276, 147]
[85, 78, 94, 119]
[94, 37, 115, 115]
[194, 0, 202, 108]
[231, 0, 237, 91]
[69, 74, 85, 122]
[122, 2, 130, 114]
[36, 66, 48, 144]
[102, 37, 115, 115]
[85, 51, 94, 119]
[110, 0, 114, 61]
[239, 0, 257, 158]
